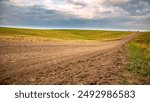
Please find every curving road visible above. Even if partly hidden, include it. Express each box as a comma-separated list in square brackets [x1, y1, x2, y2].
[0, 33, 139, 84]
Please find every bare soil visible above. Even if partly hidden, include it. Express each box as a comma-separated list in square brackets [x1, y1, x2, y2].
[0, 33, 144, 84]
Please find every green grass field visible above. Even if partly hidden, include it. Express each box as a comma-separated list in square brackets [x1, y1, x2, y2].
[0, 27, 133, 41]
[128, 32, 150, 82]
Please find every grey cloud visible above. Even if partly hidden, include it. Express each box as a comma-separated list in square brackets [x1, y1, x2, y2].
[0, 0, 150, 30]
[66, 0, 87, 6]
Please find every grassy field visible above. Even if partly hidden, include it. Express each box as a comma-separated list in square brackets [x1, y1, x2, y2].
[127, 32, 150, 83]
[0, 27, 133, 41]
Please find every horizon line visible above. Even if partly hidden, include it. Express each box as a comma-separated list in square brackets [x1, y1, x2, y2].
[0, 26, 149, 32]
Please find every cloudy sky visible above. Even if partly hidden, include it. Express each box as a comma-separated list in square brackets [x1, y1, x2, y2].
[0, 0, 150, 30]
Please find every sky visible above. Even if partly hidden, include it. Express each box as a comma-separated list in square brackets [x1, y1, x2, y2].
[0, 0, 150, 30]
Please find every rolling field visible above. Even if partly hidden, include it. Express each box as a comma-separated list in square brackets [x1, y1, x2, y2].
[0, 27, 132, 41]
[0, 27, 149, 85]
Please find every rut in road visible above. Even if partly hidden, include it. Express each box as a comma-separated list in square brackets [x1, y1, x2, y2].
[0, 33, 141, 84]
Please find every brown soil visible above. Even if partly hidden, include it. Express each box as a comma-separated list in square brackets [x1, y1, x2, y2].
[0, 33, 144, 84]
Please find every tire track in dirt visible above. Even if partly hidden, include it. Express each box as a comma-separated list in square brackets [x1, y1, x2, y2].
[0, 33, 140, 84]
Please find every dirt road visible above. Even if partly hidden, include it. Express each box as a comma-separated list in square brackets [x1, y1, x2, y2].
[0, 33, 141, 84]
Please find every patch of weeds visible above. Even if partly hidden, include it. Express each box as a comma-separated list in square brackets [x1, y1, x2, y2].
[127, 32, 150, 83]
[121, 79, 129, 85]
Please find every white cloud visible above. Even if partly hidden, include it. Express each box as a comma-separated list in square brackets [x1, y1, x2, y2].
[132, 14, 150, 20]
[9, 0, 42, 6]
[66, 0, 130, 5]
[9, 0, 130, 19]
[82, 0, 130, 5]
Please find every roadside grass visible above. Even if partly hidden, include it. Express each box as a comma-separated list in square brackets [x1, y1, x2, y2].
[127, 32, 150, 83]
[0, 27, 133, 41]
